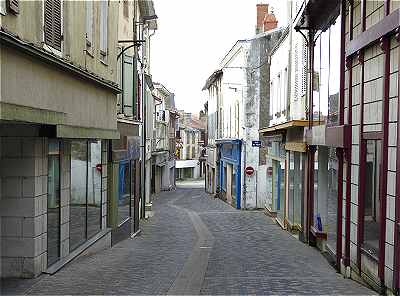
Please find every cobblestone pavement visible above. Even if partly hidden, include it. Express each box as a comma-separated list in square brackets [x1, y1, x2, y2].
[2, 186, 375, 295]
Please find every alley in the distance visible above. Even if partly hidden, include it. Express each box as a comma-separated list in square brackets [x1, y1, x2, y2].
[2, 185, 374, 295]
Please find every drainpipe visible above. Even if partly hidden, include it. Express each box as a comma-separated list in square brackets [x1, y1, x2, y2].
[286, 0, 293, 120]
[140, 23, 148, 219]
[242, 136, 247, 210]
[395, 26, 400, 296]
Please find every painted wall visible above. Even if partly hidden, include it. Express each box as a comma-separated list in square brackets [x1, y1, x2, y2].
[1, 1, 118, 83]
[1, 47, 117, 132]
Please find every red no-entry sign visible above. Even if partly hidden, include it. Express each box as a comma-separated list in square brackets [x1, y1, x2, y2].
[245, 166, 254, 176]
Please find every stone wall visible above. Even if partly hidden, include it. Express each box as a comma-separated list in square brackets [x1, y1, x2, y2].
[0, 136, 48, 278]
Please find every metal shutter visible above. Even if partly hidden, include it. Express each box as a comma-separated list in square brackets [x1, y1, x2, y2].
[7, 0, 18, 14]
[44, 0, 62, 51]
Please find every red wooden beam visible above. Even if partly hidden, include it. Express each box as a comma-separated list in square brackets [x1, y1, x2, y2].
[361, 0, 366, 32]
[344, 56, 353, 268]
[336, 0, 347, 270]
[378, 36, 390, 285]
[336, 148, 344, 269]
[357, 50, 365, 274]
[394, 28, 400, 293]
[384, 0, 390, 16]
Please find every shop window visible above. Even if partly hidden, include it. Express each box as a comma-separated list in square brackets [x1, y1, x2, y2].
[118, 161, 131, 225]
[47, 140, 60, 267]
[232, 168, 236, 199]
[288, 152, 295, 224]
[288, 151, 304, 227]
[327, 148, 338, 253]
[70, 140, 102, 252]
[222, 164, 227, 192]
[313, 15, 341, 124]
[362, 140, 382, 258]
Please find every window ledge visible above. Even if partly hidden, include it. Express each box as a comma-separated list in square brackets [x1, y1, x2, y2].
[360, 246, 379, 263]
[85, 48, 94, 58]
[45, 228, 111, 275]
[310, 226, 327, 240]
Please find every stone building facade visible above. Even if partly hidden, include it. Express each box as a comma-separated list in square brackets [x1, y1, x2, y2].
[0, 0, 120, 278]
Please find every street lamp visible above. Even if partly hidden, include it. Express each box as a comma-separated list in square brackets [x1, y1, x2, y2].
[117, 14, 158, 60]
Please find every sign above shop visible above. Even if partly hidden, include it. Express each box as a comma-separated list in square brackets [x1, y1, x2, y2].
[245, 166, 255, 176]
[252, 141, 261, 147]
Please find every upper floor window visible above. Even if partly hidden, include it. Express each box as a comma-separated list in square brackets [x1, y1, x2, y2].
[86, 0, 93, 48]
[100, 0, 108, 58]
[4, 0, 18, 14]
[44, 0, 62, 53]
[0, 0, 7, 15]
[123, 0, 129, 18]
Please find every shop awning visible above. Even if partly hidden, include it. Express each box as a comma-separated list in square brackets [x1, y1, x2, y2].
[259, 120, 320, 134]
[294, 0, 340, 31]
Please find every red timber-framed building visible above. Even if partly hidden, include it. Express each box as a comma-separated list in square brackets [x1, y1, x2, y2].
[295, 0, 399, 294]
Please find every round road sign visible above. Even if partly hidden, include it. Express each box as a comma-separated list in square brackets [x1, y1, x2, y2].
[245, 166, 254, 176]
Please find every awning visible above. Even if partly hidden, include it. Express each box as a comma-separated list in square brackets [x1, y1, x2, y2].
[202, 70, 223, 91]
[56, 125, 120, 139]
[294, 0, 340, 32]
[259, 120, 320, 134]
[176, 159, 198, 169]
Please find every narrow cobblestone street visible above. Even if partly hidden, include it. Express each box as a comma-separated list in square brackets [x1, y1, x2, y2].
[3, 185, 375, 295]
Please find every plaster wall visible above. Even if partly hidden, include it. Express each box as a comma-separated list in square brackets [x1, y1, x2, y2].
[1, 47, 117, 131]
[270, 34, 290, 126]
[1, 1, 119, 83]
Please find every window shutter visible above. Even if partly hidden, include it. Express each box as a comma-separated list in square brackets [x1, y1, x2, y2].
[86, 0, 93, 46]
[53, 0, 62, 51]
[123, 0, 128, 18]
[44, 0, 62, 51]
[100, 0, 108, 55]
[7, 0, 18, 14]
[44, 1, 53, 47]
[0, 0, 6, 15]
[123, 54, 134, 116]
[294, 46, 299, 100]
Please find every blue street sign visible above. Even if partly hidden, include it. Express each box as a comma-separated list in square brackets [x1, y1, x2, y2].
[252, 140, 261, 147]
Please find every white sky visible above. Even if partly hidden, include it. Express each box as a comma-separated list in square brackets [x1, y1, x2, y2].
[151, 0, 288, 114]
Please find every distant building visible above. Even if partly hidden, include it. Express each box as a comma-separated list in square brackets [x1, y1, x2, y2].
[203, 4, 282, 209]
[175, 112, 205, 180]
[151, 83, 177, 193]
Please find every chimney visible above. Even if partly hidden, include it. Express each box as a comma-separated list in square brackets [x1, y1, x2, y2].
[263, 9, 278, 32]
[256, 4, 269, 34]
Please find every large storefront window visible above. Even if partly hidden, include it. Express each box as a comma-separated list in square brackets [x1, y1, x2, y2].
[313, 16, 341, 125]
[231, 167, 236, 207]
[47, 140, 60, 267]
[70, 140, 102, 252]
[222, 164, 227, 192]
[266, 139, 286, 218]
[88, 141, 102, 238]
[118, 160, 131, 225]
[327, 148, 338, 253]
[362, 140, 382, 258]
[287, 151, 303, 227]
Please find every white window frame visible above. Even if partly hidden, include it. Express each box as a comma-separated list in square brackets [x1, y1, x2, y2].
[42, 0, 63, 57]
[0, 0, 6, 15]
[85, 0, 93, 49]
[100, 0, 108, 58]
